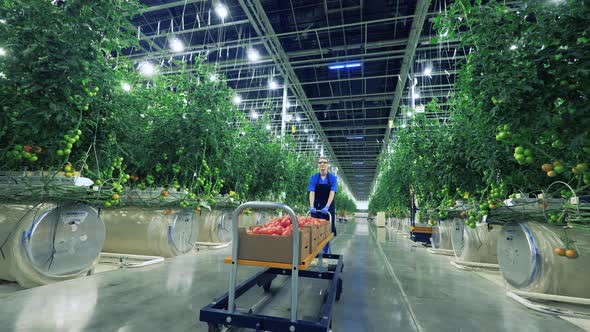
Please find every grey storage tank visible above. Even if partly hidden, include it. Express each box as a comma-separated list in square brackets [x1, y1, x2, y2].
[0, 203, 105, 288]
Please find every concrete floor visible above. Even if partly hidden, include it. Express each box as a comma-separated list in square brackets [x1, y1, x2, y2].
[0, 220, 586, 332]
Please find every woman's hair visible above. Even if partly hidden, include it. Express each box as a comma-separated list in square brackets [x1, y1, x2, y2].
[318, 156, 329, 163]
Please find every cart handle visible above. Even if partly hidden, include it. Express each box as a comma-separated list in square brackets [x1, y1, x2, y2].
[228, 202, 300, 322]
[231, 202, 300, 266]
[306, 211, 333, 226]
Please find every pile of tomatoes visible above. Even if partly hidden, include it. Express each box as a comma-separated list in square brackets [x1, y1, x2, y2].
[247, 215, 328, 237]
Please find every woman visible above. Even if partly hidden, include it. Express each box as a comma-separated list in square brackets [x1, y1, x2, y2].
[308, 156, 337, 253]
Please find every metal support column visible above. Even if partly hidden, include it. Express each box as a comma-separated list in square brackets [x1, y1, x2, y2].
[281, 80, 288, 138]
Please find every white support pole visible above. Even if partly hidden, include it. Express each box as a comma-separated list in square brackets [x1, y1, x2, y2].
[410, 76, 416, 110]
[281, 80, 288, 138]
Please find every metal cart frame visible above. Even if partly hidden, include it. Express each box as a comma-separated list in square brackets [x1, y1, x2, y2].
[200, 201, 343, 332]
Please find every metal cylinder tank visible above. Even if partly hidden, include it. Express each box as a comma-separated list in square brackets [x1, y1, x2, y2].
[401, 218, 411, 234]
[0, 203, 105, 288]
[497, 222, 590, 298]
[394, 218, 402, 231]
[432, 220, 453, 250]
[209, 210, 266, 243]
[451, 217, 500, 263]
[101, 207, 199, 257]
[211, 209, 235, 243]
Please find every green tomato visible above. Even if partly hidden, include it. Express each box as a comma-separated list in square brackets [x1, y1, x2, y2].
[64, 149, 72, 155]
[30, 155, 38, 162]
[515, 154, 526, 163]
[56, 149, 64, 156]
[554, 165, 565, 173]
[66, 143, 73, 149]
[515, 146, 524, 154]
[552, 140, 563, 148]
[525, 156, 534, 164]
[523, 149, 533, 157]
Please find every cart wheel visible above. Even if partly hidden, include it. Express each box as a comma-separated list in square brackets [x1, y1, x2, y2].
[335, 278, 343, 301]
[263, 280, 272, 292]
[207, 323, 221, 332]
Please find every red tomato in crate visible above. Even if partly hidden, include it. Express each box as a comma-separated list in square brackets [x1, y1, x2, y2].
[261, 228, 273, 235]
[252, 226, 261, 234]
[274, 226, 285, 235]
[280, 219, 291, 228]
[282, 229, 292, 236]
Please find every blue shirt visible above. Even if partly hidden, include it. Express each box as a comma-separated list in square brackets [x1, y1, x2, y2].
[308, 173, 338, 192]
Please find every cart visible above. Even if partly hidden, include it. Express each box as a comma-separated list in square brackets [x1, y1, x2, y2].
[200, 202, 344, 332]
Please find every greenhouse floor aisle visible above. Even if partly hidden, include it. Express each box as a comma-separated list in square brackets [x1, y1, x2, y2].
[0, 221, 586, 332]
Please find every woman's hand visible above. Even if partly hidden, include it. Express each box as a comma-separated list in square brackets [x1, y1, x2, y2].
[321, 206, 329, 214]
[309, 207, 317, 213]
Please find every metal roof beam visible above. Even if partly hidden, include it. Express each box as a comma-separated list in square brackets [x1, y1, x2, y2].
[238, 0, 350, 189]
[318, 117, 390, 123]
[137, 0, 206, 15]
[375, 0, 431, 194]
[139, 20, 250, 41]
[322, 124, 387, 131]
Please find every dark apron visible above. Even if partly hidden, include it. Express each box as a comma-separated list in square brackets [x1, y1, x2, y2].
[311, 172, 336, 236]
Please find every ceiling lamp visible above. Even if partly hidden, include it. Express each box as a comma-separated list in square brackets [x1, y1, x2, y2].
[138, 61, 156, 77]
[268, 80, 278, 90]
[169, 38, 184, 53]
[121, 82, 131, 92]
[247, 48, 260, 62]
[328, 62, 362, 70]
[232, 95, 242, 105]
[215, 3, 228, 19]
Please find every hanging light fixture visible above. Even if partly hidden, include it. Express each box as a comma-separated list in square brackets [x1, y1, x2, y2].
[247, 48, 260, 62]
[138, 61, 156, 76]
[169, 38, 184, 52]
[250, 110, 259, 120]
[214, 3, 228, 19]
[121, 82, 131, 92]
